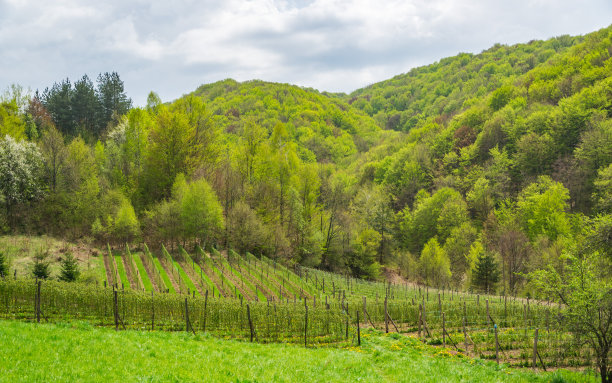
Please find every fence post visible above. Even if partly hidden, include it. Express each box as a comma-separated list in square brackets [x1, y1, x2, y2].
[113, 289, 119, 331]
[247, 304, 254, 342]
[356, 310, 361, 346]
[151, 290, 155, 330]
[442, 312, 446, 348]
[36, 280, 41, 323]
[494, 324, 499, 364]
[533, 328, 539, 370]
[463, 305, 468, 355]
[384, 296, 389, 333]
[362, 296, 367, 327]
[304, 300, 308, 348]
[418, 304, 422, 339]
[203, 290, 208, 333]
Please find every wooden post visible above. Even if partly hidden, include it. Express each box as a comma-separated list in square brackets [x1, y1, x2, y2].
[442, 312, 446, 348]
[113, 289, 119, 331]
[504, 295, 507, 322]
[384, 296, 389, 333]
[463, 305, 468, 354]
[304, 301, 308, 348]
[494, 324, 499, 364]
[184, 297, 191, 333]
[151, 290, 155, 330]
[438, 293, 442, 317]
[418, 304, 422, 339]
[36, 280, 41, 323]
[203, 290, 208, 333]
[345, 313, 349, 339]
[533, 328, 539, 370]
[356, 310, 361, 346]
[486, 299, 490, 328]
[523, 304, 527, 339]
[247, 304, 254, 342]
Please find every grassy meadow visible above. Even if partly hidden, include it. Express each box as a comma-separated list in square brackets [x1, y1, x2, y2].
[0, 320, 597, 383]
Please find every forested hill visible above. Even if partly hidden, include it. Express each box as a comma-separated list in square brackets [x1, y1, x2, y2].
[190, 79, 384, 165]
[0, 25, 610, 297]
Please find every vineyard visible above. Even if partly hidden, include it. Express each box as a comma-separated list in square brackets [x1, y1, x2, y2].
[0, 244, 602, 373]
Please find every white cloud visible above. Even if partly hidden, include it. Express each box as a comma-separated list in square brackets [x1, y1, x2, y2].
[0, 0, 610, 105]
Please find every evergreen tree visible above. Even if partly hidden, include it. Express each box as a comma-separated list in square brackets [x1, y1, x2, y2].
[472, 251, 500, 293]
[32, 251, 50, 280]
[59, 253, 79, 282]
[96, 72, 132, 132]
[0, 251, 7, 278]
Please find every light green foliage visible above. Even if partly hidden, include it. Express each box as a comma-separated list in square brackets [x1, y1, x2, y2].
[351, 228, 381, 280]
[61, 137, 100, 234]
[400, 188, 468, 253]
[517, 176, 571, 241]
[142, 106, 194, 201]
[179, 178, 224, 244]
[0, 100, 26, 139]
[593, 164, 612, 213]
[418, 238, 451, 287]
[444, 222, 478, 287]
[113, 196, 139, 243]
[531, 228, 612, 382]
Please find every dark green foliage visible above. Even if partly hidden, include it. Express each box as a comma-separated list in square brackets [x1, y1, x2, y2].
[472, 252, 500, 293]
[32, 251, 50, 280]
[41, 72, 131, 138]
[0, 251, 7, 278]
[59, 253, 79, 282]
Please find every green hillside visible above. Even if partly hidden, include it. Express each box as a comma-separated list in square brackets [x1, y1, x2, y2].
[0, 25, 610, 302]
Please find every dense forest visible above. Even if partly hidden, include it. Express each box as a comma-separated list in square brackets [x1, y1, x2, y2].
[1, 25, 610, 297]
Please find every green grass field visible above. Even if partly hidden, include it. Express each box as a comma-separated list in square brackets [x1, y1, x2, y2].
[132, 252, 153, 291]
[113, 254, 130, 289]
[173, 260, 200, 296]
[152, 257, 175, 293]
[0, 320, 595, 383]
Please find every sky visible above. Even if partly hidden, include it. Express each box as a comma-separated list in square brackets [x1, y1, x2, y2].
[0, 0, 611, 106]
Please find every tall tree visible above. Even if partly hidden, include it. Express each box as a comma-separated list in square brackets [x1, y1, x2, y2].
[43, 79, 74, 136]
[72, 75, 99, 137]
[96, 72, 131, 133]
[0, 135, 44, 225]
[472, 251, 500, 293]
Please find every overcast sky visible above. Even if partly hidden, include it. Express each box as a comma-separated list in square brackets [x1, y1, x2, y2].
[1, 0, 610, 106]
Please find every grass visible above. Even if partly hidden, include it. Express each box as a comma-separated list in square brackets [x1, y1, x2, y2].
[185, 255, 216, 293]
[152, 256, 176, 293]
[0, 320, 597, 383]
[132, 252, 153, 291]
[0, 235, 104, 281]
[113, 254, 130, 290]
[172, 260, 200, 297]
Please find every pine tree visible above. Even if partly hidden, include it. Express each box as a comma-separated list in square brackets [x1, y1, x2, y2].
[0, 251, 7, 278]
[472, 251, 500, 293]
[59, 253, 80, 282]
[32, 251, 50, 280]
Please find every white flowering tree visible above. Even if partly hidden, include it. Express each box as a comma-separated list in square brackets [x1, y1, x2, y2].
[0, 135, 44, 226]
